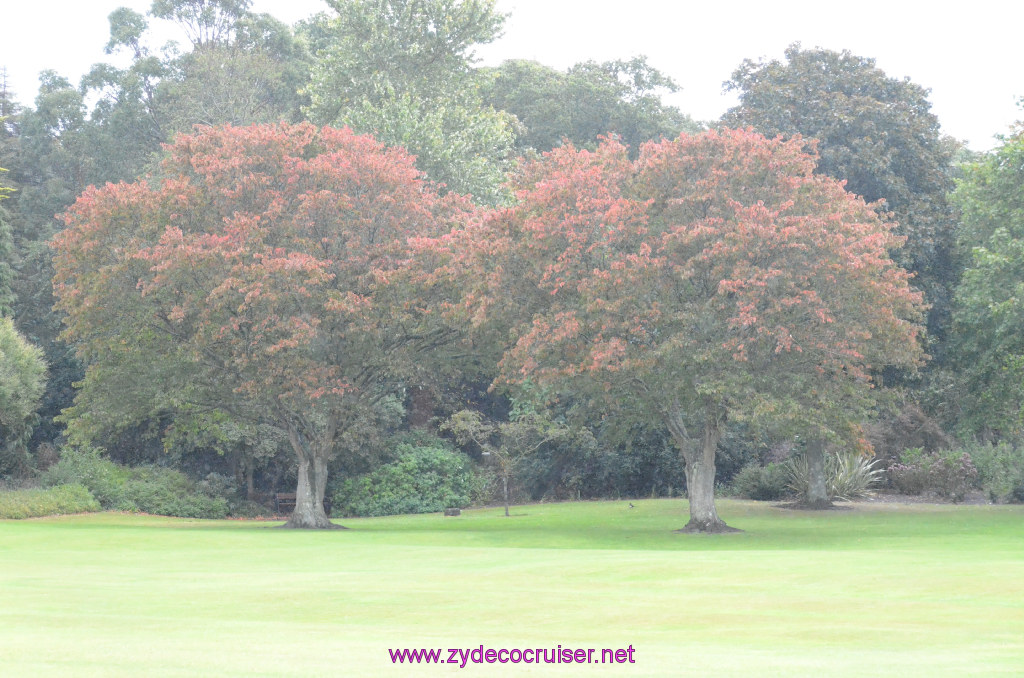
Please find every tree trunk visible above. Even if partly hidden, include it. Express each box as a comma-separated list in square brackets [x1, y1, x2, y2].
[283, 424, 343, 529]
[666, 405, 739, 534]
[245, 457, 255, 500]
[802, 438, 833, 509]
[502, 474, 510, 517]
[407, 385, 436, 428]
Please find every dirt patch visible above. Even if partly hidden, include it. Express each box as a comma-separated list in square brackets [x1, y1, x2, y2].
[861, 490, 992, 506]
[674, 521, 744, 534]
[774, 502, 853, 511]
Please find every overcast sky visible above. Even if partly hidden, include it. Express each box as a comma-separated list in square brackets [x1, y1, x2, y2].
[2, 0, 1020, 150]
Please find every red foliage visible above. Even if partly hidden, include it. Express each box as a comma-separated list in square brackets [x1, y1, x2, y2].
[56, 123, 468, 412]
[53, 123, 472, 526]
[452, 128, 926, 436]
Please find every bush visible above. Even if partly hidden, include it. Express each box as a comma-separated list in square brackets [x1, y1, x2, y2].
[228, 500, 275, 519]
[121, 470, 229, 519]
[0, 484, 100, 519]
[887, 447, 930, 495]
[829, 451, 884, 501]
[928, 452, 978, 502]
[966, 441, 1024, 503]
[787, 451, 881, 502]
[40, 446, 130, 507]
[332, 444, 474, 517]
[730, 462, 791, 501]
[41, 447, 229, 518]
[887, 447, 979, 502]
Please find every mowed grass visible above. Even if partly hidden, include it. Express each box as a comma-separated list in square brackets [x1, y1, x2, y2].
[1, 500, 1022, 677]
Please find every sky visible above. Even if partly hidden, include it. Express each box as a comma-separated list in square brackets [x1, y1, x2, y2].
[1, 0, 1020, 151]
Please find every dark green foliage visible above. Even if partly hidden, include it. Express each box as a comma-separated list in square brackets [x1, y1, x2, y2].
[730, 463, 791, 501]
[515, 435, 609, 500]
[724, 44, 958, 343]
[946, 131, 1024, 437]
[0, 483, 100, 519]
[965, 441, 1024, 503]
[331, 444, 474, 517]
[6, 76, 101, 453]
[864, 402, 953, 467]
[40, 446, 129, 506]
[0, 201, 14, 316]
[482, 57, 700, 155]
[41, 447, 229, 518]
[596, 437, 687, 499]
[120, 469, 230, 518]
[227, 499, 275, 518]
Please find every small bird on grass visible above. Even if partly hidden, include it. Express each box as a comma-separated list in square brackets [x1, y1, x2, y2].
[628, 502, 635, 509]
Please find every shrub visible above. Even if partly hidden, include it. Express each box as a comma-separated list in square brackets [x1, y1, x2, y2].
[887, 447, 980, 502]
[958, 440, 1024, 503]
[40, 446, 130, 507]
[228, 500, 275, 519]
[787, 451, 881, 502]
[41, 447, 229, 518]
[332, 444, 474, 517]
[121, 469, 229, 519]
[0, 484, 100, 519]
[887, 447, 930, 495]
[829, 451, 884, 501]
[927, 452, 978, 502]
[961, 441, 1024, 503]
[730, 462, 791, 501]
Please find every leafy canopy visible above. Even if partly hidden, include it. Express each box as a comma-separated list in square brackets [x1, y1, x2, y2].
[305, 0, 516, 203]
[53, 122, 469, 490]
[482, 57, 701, 156]
[948, 130, 1024, 436]
[441, 129, 926, 529]
[723, 44, 956, 341]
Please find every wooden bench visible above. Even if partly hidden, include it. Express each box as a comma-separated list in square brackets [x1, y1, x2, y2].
[274, 492, 332, 516]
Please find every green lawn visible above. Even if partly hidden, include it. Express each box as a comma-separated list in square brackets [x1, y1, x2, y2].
[1, 499, 1022, 677]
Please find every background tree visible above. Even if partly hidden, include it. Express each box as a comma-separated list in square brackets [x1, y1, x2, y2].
[723, 44, 957, 347]
[449, 130, 925, 531]
[945, 129, 1024, 438]
[305, 0, 516, 203]
[149, 0, 252, 47]
[53, 123, 471, 528]
[84, 1, 311, 183]
[482, 56, 701, 156]
[4, 75, 94, 449]
[442, 408, 574, 516]
[2, 1, 312, 459]
[0, 171, 14, 316]
[0, 316, 47, 477]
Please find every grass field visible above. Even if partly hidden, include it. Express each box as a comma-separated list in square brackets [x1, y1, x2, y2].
[1, 499, 1023, 677]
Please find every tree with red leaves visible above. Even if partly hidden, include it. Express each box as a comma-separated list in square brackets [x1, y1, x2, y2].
[53, 123, 469, 528]
[454, 129, 926, 532]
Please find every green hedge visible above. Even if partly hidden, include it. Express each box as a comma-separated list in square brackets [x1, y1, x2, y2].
[0, 484, 101, 519]
[332, 444, 474, 517]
